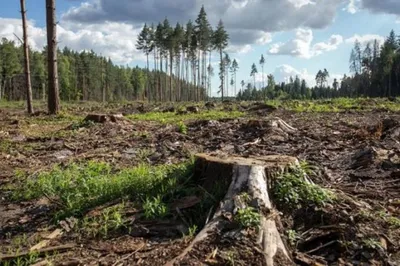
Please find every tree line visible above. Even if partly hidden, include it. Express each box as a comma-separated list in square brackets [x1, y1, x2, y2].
[2, 2, 400, 109]
[238, 30, 400, 101]
[0, 39, 177, 102]
[135, 6, 231, 101]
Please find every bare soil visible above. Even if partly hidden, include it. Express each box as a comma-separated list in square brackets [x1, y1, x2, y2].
[0, 102, 399, 265]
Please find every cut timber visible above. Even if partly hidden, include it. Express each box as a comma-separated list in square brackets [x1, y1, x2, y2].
[166, 153, 298, 266]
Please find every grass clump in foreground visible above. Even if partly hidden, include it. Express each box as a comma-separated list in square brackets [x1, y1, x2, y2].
[14, 160, 194, 219]
[126, 110, 244, 124]
[273, 164, 335, 211]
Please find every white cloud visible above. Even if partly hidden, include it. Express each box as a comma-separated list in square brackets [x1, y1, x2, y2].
[0, 18, 145, 65]
[0, 18, 46, 50]
[361, 0, 400, 16]
[287, 0, 316, 8]
[268, 29, 343, 59]
[344, 0, 360, 14]
[62, 0, 342, 46]
[226, 44, 253, 55]
[345, 34, 385, 46]
[272, 64, 341, 87]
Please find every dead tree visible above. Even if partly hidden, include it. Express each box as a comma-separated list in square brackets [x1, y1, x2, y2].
[20, 0, 34, 114]
[46, 0, 60, 114]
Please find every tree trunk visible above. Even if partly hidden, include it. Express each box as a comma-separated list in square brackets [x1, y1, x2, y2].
[102, 60, 106, 102]
[146, 53, 150, 102]
[159, 52, 163, 102]
[197, 50, 201, 101]
[169, 53, 173, 102]
[46, 0, 60, 114]
[220, 49, 224, 101]
[154, 49, 158, 102]
[165, 56, 168, 102]
[166, 153, 297, 266]
[42, 82, 46, 102]
[20, 0, 34, 114]
[0, 79, 3, 100]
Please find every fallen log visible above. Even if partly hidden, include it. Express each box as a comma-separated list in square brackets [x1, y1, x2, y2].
[166, 153, 299, 266]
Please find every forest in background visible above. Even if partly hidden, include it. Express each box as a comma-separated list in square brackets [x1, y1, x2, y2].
[1, 5, 400, 103]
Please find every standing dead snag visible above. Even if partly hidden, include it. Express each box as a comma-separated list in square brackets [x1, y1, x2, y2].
[20, 0, 34, 114]
[46, 0, 60, 115]
[166, 154, 299, 266]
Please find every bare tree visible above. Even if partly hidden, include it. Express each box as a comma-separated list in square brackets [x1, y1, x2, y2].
[46, 0, 60, 114]
[20, 0, 34, 114]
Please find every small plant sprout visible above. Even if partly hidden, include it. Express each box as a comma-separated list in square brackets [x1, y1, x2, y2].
[287, 229, 299, 246]
[143, 196, 169, 219]
[235, 207, 261, 228]
[177, 121, 188, 134]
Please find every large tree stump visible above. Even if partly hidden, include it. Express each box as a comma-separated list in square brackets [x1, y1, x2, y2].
[166, 153, 298, 266]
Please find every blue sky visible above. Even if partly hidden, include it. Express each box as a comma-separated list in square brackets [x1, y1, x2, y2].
[0, 0, 399, 96]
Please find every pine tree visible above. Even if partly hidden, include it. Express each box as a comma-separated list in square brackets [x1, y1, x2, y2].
[250, 63, 258, 89]
[212, 20, 229, 100]
[230, 59, 239, 98]
[224, 53, 231, 96]
[195, 5, 211, 96]
[259, 54, 265, 88]
[46, 0, 60, 114]
[20, 0, 33, 114]
[136, 23, 152, 101]
[173, 23, 184, 101]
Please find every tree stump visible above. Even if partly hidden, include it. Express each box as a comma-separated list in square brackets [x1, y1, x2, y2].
[84, 114, 124, 123]
[166, 153, 298, 266]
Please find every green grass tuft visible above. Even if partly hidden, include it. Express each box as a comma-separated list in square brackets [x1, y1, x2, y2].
[126, 110, 244, 124]
[14, 160, 193, 219]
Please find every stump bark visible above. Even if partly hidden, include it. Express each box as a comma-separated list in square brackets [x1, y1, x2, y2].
[166, 153, 298, 266]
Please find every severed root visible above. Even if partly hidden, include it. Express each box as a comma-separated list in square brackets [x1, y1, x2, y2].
[166, 154, 299, 266]
[270, 117, 297, 134]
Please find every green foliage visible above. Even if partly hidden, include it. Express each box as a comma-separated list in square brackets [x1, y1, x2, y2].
[80, 204, 126, 238]
[143, 196, 169, 219]
[362, 238, 383, 250]
[69, 119, 96, 130]
[14, 160, 193, 218]
[235, 207, 261, 228]
[359, 209, 400, 228]
[177, 121, 188, 134]
[127, 110, 244, 124]
[387, 216, 400, 228]
[2, 251, 40, 266]
[287, 229, 299, 246]
[187, 224, 198, 238]
[273, 165, 334, 210]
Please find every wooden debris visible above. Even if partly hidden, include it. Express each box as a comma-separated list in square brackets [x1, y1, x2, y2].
[84, 114, 125, 123]
[30, 229, 63, 251]
[186, 106, 200, 113]
[111, 242, 145, 266]
[0, 244, 75, 261]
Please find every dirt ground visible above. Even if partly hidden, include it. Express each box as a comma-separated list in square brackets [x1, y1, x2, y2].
[0, 101, 400, 265]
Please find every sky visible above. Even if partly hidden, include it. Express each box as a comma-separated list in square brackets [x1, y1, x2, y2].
[0, 0, 399, 96]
